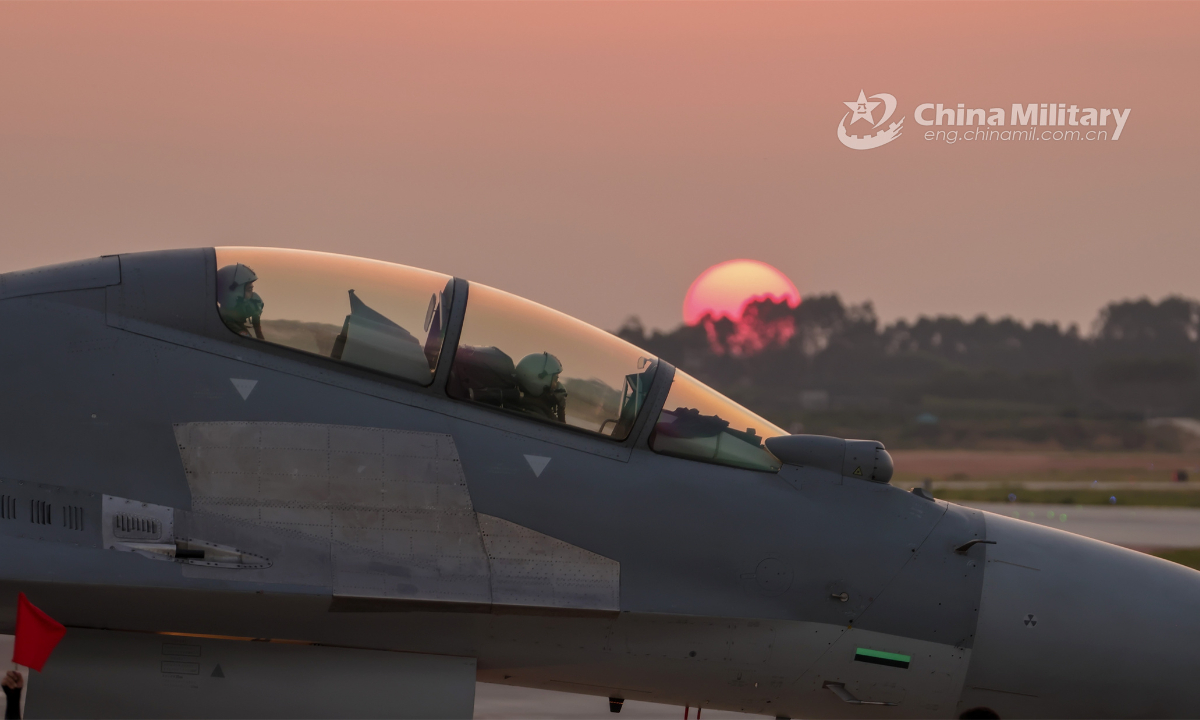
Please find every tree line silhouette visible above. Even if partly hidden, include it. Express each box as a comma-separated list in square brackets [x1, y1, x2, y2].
[616, 295, 1200, 450]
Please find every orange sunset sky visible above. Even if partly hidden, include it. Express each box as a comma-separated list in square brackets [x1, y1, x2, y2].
[2, 2, 1197, 332]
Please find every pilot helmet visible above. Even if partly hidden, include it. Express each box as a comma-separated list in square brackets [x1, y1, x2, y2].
[217, 264, 258, 303]
[515, 352, 563, 397]
[216, 263, 263, 324]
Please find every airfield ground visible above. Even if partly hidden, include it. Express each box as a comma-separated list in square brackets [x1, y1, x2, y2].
[891, 450, 1200, 479]
[894, 450, 1200, 509]
[897, 450, 1200, 567]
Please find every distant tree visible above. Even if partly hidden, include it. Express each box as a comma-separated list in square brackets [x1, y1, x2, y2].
[1094, 296, 1200, 352]
[615, 316, 645, 344]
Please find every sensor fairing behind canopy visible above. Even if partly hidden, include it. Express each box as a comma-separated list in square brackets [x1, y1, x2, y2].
[764, 434, 894, 483]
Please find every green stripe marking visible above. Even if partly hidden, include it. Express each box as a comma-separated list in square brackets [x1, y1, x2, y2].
[854, 647, 911, 669]
[855, 648, 910, 663]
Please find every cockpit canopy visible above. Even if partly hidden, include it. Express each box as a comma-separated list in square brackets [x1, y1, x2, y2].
[650, 370, 785, 472]
[215, 247, 452, 385]
[213, 247, 783, 468]
[446, 282, 656, 440]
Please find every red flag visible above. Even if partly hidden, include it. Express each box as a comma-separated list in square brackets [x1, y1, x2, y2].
[12, 593, 66, 672]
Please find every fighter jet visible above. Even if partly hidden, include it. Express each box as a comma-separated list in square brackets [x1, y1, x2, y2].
[1, 247, 1198, 719]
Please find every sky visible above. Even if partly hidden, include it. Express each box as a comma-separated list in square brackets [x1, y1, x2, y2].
[2, 1, 1197, 334]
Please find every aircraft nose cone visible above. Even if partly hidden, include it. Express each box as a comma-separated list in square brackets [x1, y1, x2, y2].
[958, 512, 1200, 718]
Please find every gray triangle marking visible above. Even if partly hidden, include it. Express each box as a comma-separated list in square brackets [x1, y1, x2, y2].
[230, 378, 258, 400]
[524, 455, 551, 478]
[211, 664, 225, 678]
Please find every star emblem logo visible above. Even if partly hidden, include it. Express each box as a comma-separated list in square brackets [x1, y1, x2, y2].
[844, 90, 882, 125]
[836, 90, 904, 150]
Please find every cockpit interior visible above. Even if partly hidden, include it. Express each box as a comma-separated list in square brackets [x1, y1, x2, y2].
[214, 247, 783, 471]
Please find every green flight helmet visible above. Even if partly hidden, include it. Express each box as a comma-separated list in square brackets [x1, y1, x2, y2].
[515, 352, 564, 397]
[217, 263, 259, 310]
[216, 263, 264, 331]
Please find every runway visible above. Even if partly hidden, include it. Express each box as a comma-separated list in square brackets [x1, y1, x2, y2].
[2, 503, 1196, 718]
[961, 501, 1200, 550]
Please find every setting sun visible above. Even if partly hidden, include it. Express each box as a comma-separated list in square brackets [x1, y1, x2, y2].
[682, 259, 800, 326]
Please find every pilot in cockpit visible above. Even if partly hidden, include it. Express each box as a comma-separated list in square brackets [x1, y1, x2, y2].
[515, 352, 568, 423]
[216, 263, 265, 340]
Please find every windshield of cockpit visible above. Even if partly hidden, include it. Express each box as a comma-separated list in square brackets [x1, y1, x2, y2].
[650, 370, 785, 471]
[448, 283, 657, 440]
[213, 247, 453, 386]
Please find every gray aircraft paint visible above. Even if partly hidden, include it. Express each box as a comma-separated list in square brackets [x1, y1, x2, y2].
[175, 421, 492, 602]
[28, 628, 477, 719]
[173, 421, 620, 611]
[958, 514, 1200, 717]
[0, 248, 1197, 718]
[478, 513, 619, 612]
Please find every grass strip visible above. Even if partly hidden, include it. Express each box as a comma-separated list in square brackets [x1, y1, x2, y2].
[932, 488, 1200, 507]
[1148, 548, 1200, 571]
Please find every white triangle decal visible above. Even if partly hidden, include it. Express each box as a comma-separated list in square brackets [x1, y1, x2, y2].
[230, 378, 258, 401]
[524, 455, 551, 477]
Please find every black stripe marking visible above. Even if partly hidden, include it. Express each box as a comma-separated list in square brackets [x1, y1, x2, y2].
[854, 653, 910, 669]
